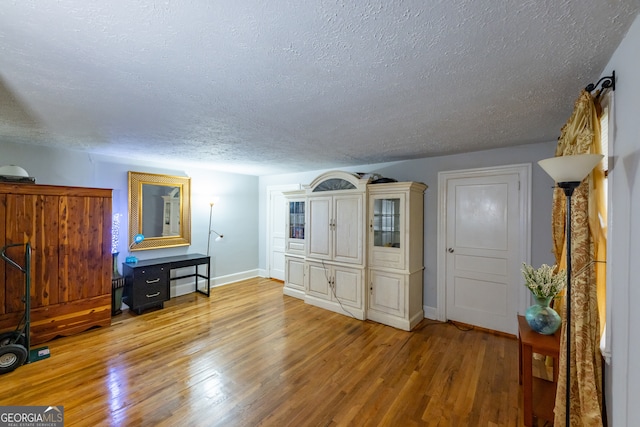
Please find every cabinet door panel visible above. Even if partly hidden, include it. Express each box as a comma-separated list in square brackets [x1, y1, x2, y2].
[307, 262, 330, 300]
[369, 270, 405, 317]
[334, 195, 363, 264]
[285, 256, 305, 291]
[307, 197, 332, 260]
[334, 266, 362, 309]
[368, 193, 406, 270]
[5, 194, 59, 311]
[60, 196, 109, 302]
[285, 197, 306, 256]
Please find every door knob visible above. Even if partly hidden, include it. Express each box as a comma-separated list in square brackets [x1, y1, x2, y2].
[448, 248, 454, 253]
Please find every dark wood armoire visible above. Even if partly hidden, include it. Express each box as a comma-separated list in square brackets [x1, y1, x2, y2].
[0, 182, 112, 344]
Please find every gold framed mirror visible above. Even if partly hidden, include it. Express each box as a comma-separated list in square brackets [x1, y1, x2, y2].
[128, 171, 191, 250]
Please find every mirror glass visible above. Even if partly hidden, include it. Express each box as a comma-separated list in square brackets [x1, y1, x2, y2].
[128, 171, 191, 250]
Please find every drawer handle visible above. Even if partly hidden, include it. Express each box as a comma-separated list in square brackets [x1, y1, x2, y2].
[145, 278, 160, 284]
[146, 292, 161, 298]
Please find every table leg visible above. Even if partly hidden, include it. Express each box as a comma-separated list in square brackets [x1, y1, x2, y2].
[518, 332, 523, 385]
[522, 343, 533, 427]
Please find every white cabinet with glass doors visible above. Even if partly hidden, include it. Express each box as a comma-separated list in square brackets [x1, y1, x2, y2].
[367, 181, 427, 330]
[284, 190, 305, 256]
[283, 190, 306, 299]
[280, 172, 426, 330]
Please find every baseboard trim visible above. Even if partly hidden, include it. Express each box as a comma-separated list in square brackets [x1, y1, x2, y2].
[423, 305, 438, 320]
[304, 295, 365, 320]
[172, 269, 261, 297]
[283, 287, 305, 299]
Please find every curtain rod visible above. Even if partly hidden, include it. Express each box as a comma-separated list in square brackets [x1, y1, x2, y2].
[585, 70, 615, 99]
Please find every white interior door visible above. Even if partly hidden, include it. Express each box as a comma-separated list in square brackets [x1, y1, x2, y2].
[441, 167, 529, 335]
[267, 185, 299, 281]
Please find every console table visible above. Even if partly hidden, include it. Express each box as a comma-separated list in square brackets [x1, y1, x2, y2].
[123, 253, 210, 314]
[518, 315, 560, 426]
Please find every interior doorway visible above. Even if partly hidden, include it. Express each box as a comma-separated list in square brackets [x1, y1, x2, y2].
[437, 164, 531, 335]
[266, 184, 301, 281]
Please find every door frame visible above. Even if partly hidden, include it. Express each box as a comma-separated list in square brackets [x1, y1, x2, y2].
[436, 163, 532, 324]
[266, 184, 301, 279]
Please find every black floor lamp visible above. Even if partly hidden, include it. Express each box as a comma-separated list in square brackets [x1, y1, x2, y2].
[207, 201, 224, 257]
[538, 153, 603, 426]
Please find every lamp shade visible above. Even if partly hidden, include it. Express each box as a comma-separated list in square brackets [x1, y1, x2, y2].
[538, 154, 604, 183]
[0, 165, 29, 177]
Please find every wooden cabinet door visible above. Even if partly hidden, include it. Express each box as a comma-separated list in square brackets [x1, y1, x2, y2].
[306, 261, 331, 301]
[369, 269, 405, 318]
[59, 195, 111, 301]
[333, 194, 363, 265]
[4, 194, 59, 312]
[285, 198, 305, 256]
[307, 196, 332, 260]
[333, 265, 362, 309]
[284, 256, 305, 293]
[368, 192, 406, 270]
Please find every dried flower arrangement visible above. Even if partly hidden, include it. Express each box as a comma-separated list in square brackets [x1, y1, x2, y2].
[521, 263, 566, 299]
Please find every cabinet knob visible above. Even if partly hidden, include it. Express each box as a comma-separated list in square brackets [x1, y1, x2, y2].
[448, 248, 454, 253]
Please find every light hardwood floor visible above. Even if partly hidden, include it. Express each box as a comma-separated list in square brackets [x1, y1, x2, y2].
[0, 277, 529, 426]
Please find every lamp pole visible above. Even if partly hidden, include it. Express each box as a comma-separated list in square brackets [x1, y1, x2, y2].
[538, 153, 603, 427]
[558, 181, 580, 427]
[207, 202, 214, 257]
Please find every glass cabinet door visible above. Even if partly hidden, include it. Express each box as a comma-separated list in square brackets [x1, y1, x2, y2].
[289, 201, 305, 239]
[372, 198, 400, 248]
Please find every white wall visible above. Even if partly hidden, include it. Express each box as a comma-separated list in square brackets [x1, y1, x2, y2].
[0, 141, 260, 288]
[601, 14, 640, 427]
[259, 140, 558, 310]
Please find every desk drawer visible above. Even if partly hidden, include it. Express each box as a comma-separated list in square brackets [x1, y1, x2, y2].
[131, 265, 168, 285]
[133, 278, 168, 304]
[123, 264, 170, 314]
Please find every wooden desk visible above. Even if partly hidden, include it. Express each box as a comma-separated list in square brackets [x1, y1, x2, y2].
[518, 315, 560, 426]
[123, 254, 210, 314]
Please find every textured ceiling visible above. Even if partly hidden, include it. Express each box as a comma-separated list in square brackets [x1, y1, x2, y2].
[1, 1, 638, 175]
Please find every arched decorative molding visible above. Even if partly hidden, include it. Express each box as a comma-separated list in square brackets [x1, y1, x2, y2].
[305, 171, 370, 193]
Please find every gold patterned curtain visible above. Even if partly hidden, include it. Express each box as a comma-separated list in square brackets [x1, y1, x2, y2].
[552, 90, 606, 426]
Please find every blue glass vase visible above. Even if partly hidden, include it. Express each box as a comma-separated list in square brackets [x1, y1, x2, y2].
[525, 295, 561, 335]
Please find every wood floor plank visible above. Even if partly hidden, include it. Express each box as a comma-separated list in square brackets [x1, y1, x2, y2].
[0, 277, 528, 426]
